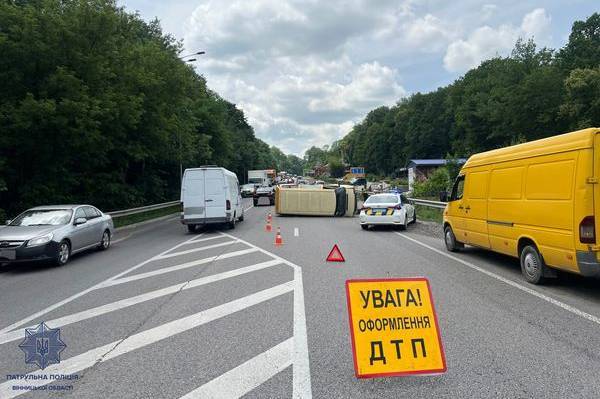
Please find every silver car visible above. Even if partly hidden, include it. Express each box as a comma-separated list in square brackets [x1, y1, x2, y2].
[0, 205, 114, 266]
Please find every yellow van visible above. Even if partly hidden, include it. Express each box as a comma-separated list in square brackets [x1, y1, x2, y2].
[443, 127, 600, 284]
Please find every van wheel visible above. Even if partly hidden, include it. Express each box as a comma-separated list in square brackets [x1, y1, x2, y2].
[520, 245, 547, 285]
[412, 210, 417, 224]
[253, 198, 258, 207]
[444, 226, 463, 252]
[228, 215, 236, 230]
[239, 212, 244, 222]
[361, 224, 368, 230]
[187, 224, 196, 233]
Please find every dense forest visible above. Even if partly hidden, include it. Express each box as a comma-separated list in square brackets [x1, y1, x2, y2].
[322, 13, 600, 177]
[0, 0, 304, 218]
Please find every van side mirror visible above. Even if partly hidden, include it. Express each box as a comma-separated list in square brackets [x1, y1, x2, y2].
[439, 191, 449, 202]
[74, 217, 87, 225]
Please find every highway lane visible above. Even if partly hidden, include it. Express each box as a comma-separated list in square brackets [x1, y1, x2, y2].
[237, 207, 600, 398]
[0, 214, 188, 330]
[1, 198, 600, 398]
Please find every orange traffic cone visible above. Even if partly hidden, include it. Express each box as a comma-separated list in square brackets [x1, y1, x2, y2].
[267, 212, 272, 221]
[274, 227, 283, 246]
[265, 218, 272, 232]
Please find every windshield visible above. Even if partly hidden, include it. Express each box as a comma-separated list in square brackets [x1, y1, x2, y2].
[10, 209, 73, 226]
[365, 195, 399, 205]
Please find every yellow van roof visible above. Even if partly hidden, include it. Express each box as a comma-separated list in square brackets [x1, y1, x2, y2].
[463, 127, 600, 168]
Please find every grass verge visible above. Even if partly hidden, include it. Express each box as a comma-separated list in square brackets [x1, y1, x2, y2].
[113, 204, 180, 228]
[415, 204, 443, 224]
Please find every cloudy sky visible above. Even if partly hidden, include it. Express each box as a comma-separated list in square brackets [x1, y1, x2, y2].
[121, 1, 598, 155]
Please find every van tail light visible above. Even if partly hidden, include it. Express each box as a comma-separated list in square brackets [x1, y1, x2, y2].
[226, 200, 231, 210]
[579, 216, 596, 244]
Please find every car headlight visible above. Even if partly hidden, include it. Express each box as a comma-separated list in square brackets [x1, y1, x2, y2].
[27, 233, 54, 247]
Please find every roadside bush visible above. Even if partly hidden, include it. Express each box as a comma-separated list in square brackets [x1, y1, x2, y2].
[412, 167, 450, 198]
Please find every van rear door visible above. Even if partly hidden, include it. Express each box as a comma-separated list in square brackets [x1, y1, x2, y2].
[594, 133, 600, 254]
[182, 169, 206, 222]
[205, 169, 227, 220]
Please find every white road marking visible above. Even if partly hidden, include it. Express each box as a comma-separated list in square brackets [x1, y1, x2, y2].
[180, 338, 293, 399]
[0, 259, 282, 346]
[0, 234, 203, 335]
[294, 227, 299, 237]
[96, 248, 259, 289]
[396, 232, 600, 326]
[221, 232, 312, 399]
[0, 282, 295, 399]
[244, 204, 254, 212]
[157, 240, 239, 259]
[187, 235, 226, 244]
[112, 233, 132, 245]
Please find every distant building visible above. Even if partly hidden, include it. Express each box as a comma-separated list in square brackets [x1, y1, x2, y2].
[407, 159, 467, 191]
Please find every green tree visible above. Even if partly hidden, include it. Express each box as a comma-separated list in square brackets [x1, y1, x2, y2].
[328, 159, 346, 178]
[560, 67, 600, 129]
[0, 0, 298, 215]
[558, 13, 600, 71]
[335, 14, 600, 176]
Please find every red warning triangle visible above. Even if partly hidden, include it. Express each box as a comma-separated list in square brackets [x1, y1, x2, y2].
[326, 244, 345, 262]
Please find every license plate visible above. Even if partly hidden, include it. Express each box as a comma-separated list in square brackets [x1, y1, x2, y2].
[369, 208, 387, 216]
[0, 249, 16, 260]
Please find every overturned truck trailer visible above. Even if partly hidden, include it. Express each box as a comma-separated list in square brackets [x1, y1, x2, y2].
[275, 186, 357, 216]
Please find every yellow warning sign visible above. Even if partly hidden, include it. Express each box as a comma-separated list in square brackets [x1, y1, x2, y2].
[345, 278, 446, 378]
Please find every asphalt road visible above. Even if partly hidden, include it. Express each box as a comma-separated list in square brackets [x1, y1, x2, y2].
[2, 197, 600, 398]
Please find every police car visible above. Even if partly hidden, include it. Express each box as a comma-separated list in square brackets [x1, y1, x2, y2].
[359, 193, 416, 230]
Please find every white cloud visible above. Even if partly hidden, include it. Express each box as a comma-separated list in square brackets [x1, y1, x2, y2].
[403, 14, 456, 52]
[443, 8, 552, 73]
[521, 8, 552, 39]
[308, 62, 405, 112]
[183, 0, 413, 155]
[154, 0, 560, 154]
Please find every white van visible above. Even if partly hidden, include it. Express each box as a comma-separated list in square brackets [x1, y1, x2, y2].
[180, 166, 244, 232]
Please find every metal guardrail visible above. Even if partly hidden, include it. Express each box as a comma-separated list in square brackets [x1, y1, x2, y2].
[107, 200, 180, 218]
[408, 198, 447, 209]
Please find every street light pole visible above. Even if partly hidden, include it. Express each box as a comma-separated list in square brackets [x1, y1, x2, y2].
[178, 51, 205, 60]
[176, 51, 205, 187]
[179, 135, 183, 185]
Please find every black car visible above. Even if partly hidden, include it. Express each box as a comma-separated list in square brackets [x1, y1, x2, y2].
[253, 185, 275, 206]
